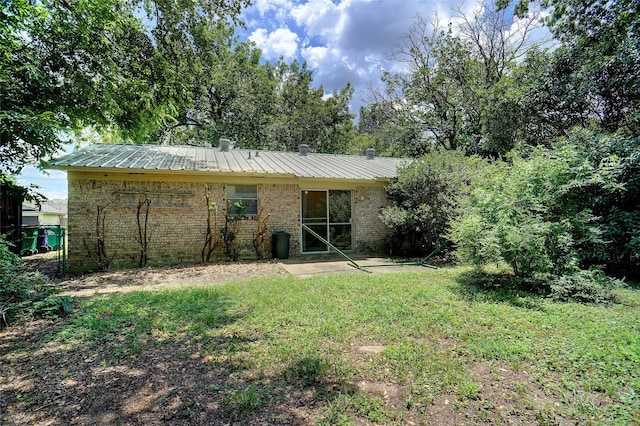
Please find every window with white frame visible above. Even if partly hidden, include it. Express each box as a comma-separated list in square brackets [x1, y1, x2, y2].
[226, 184, 258, 216]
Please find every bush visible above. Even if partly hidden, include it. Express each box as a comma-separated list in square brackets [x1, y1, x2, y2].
[562, 130, 640, 278]
[449, 141, 624, 301]
[450, 149, 604, 277]
[0, 237, 72, 326]
[379, 149, 487, 256]
[546, 270, 622, 304]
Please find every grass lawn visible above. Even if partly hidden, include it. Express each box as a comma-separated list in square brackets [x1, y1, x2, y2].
[2, 266, 639, 425]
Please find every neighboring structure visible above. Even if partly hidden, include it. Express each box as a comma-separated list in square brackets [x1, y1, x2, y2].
[49, 143, 404, 272]
[0, 181, 23, 254]
[22, 200, 67, 227]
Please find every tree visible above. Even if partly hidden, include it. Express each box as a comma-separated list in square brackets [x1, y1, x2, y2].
[358, 77, 427, 157]
[506, 0, 640, 135]
[157, 39, 276, 146]
[263, 60, 355, 153]
[362, 1, 544, 157]
[379, 149, 487, 256]
[160, 55, 356, 153]
[560, 130, 640, 279]
[0, 0, 249, 177]
[449, 137, 631, 296]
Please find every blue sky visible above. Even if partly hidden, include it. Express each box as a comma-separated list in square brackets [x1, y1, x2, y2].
[20, 0, 514, 199]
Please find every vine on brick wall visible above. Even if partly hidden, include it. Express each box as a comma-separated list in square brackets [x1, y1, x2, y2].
[136, 197, 151, 267]
[222, 201, 246, 260]
[83, 204, 116, 271]
[202, 185, 220, 262]
[253, 208, 271, 259]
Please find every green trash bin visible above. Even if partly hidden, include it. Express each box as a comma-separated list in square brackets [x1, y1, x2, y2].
[272, 231, 290, 259]
[21, 227, 38, 256]
[46, 226, 65, 250]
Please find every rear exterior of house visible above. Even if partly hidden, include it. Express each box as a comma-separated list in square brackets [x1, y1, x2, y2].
[49, 143, 403, 272]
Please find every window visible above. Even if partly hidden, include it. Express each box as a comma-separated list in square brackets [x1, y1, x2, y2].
[227, 184, 258, 216]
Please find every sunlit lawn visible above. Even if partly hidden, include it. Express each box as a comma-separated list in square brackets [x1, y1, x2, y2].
[50, 267, 640, 424]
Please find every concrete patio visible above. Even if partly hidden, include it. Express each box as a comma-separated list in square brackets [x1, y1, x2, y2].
[278, 254, 434, 277]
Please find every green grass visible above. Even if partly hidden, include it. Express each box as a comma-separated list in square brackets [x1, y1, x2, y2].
[49, 267, 640, 424]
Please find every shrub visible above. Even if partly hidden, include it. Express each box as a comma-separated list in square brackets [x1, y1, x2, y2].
[379, 149, 487, 256]
[0, 237, 73, 326]
[449, 140, 627, 302]
[546, 269, 622, 304]
[562, 130, 640, 278]
[451, 145, 609, 276]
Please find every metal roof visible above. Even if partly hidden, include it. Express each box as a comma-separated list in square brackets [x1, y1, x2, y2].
[48, 144, 404, 181]
[23, 201, 67, 215]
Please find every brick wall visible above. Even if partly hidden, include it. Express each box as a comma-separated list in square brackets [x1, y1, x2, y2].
[354, 186, 391, 254]
[257, 183, 301, 256]
[67, 176, 389, 271]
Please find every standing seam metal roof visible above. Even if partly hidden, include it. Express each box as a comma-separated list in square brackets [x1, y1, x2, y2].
[48, 144, 405, 181]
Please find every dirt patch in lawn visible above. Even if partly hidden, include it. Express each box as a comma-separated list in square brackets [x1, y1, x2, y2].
[0, 321, 317, 425]
[35, 256, 288, 297]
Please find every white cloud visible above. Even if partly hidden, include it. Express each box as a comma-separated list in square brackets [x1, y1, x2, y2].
[301, 45, 335, 68]
[253, 0, 293, 16]
[291, 0, 348, 40]
[249, 27, 300, 60]
[241, 0, 489, 116]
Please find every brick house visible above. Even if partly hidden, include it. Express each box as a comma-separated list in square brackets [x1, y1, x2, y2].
[49, 143, 403, 272]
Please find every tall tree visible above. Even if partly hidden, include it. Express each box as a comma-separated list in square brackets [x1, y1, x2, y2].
[264, 60, 354, 153]
[0, 0, 249, 177]
[505, 0, 640, 135]
[362, 2, 544, 157]
[159, 55, 356, 153]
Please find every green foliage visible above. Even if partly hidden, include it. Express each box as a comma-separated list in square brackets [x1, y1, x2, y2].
[0, 0, 355, 162]
[0, 237, 72, 326]
[362, 1, 637, 158]
[509, 0, 639, 137]
[260, 62, 355, 153]
[380, 150, 487, 256]
[360, 5, 544, 157]
[154, 52, 356, 153]
[0, 0, 252, 176]
[560, 130, 640, 277]
[449, 134, 635, 301]
[546, 269, 622, 304]
[451, 145, 606, 277]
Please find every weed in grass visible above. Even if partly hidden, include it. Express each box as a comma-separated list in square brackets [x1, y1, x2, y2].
[405, 385, 435, 412]
[284, 350, 330, 387]
[514, 381, 528, 397]
[350, 394, 393, 422]
[535, 404, 558, 426]
[222, 385, 269, 418]
[316, 394, 354, 426]
[456, 380, 482, 400]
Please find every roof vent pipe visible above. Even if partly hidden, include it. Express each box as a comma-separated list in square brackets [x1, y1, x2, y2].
[219, 138, 231, 152]
[365, 148, 375, 160]
[298, 144, 309, 156]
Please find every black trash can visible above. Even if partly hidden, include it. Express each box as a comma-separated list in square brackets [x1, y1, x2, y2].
[36, 228, 51, 253]
[272, 231, 291, 259]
